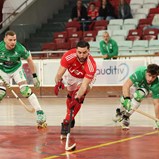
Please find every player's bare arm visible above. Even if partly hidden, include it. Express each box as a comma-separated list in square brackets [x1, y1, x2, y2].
[55, 65, 67, 83]
[153, 99, 159, 119]
[26, 55, 36, 74]
[102, 54, 108, 59]
[122, 78, 133, 97]
[76, 77, 91, 99]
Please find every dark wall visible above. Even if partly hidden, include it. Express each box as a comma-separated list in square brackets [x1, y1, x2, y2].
[0, 0, 68, 41]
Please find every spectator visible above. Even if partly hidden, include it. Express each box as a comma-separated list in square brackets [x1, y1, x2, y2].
[69, 0, 89, 31]
[70, 0, 88, 21]
[97, 0, 116, 21]
[88, 2, 99, 20]
[118, 0, 133, 20]
[99, 31, 118, 60]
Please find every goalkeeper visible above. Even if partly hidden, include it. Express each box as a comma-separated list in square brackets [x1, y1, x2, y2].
[113, 64, 159, 129]
[0, 30, 46, 128]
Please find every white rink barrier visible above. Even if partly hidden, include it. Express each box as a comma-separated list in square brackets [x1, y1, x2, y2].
[11, 58, 151, 87]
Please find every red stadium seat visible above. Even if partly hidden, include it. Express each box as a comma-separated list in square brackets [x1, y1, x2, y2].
[149, 8, 159, 14]
[66, 27, 78, 35]
[56, 42, 70, 50]
[53, 31, 67, 44]
[68, 38, 80, 49]
[126, 29, 142, 41]
[137, 18, 153, 30]
[147, 8, 159, 18]
[41, 42, 56, 51]
[83, 30, 97, 42]
[65, 21, 81, 29]
[92, 20, 108, 32]
[142, 28, 159, 40]
[67, 31, 83, 39]
[53, 31, 67, 45]
[65, 21, 81, 34]
[67, 31, 83, 49]
[53, 31, 67, 39]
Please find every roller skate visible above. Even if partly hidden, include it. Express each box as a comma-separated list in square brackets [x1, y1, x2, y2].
[120, 115, 130, 130]
[36, 110, 47, 129]
[60, 119, 75, 139]
[112, 108, 124, 123]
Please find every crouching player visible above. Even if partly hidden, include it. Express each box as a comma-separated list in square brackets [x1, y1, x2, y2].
[113, 64, 159, 129]
[54, 41, 97, 138]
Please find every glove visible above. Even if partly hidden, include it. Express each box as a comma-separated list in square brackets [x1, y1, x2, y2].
[32, 73, 40, 88]
[120, 96, 131, 111]
[54, 79, 65, 96]
[68, 91, 85, 109]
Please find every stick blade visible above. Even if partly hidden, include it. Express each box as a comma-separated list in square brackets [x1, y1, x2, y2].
[65, 133, 76, 151]
[65, 143, 76, 151]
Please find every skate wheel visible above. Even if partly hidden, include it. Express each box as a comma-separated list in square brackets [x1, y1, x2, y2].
[122, 127, 129, 131]
[37, 123, 47, 129]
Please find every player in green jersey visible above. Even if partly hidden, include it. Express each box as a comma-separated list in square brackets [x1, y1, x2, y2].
[0, 30, 47, 128]
[113, 64, 159, 129]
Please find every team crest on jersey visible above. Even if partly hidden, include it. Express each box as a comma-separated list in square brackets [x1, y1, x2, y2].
[14, 51, 18, 55]
[74, 70, 83, 76]
[0, 52, 5, 58]
[7, 57, 10, 61]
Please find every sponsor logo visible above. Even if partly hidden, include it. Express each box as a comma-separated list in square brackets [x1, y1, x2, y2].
[69, 67, 84, 76]
[96, 63, 129, 82]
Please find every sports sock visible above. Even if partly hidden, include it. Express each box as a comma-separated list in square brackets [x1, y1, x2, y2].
[28, 93, 42, 111]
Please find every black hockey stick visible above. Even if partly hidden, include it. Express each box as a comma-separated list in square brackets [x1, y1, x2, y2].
[0, 76, 35, 113]
[65, 107, 76, 151]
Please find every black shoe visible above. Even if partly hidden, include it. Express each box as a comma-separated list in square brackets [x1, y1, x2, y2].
[61, 119, 75, 135]
[61, 119, 69, 135]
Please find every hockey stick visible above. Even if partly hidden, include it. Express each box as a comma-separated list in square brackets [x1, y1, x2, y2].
[65, 108, 76, 151]
[133, 108, 159, 122]
[0, 76, 35, 113]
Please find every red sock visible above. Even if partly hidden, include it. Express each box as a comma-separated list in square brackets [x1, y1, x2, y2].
[65, 103, 81, 121]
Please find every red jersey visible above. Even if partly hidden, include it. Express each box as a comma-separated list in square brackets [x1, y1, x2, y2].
[61, 48, 96, 79]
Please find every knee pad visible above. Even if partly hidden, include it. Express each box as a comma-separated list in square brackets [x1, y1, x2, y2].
[20, 85, 32, 98]
[133, 88, 148, 102]
[0, 86, 6, 101]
